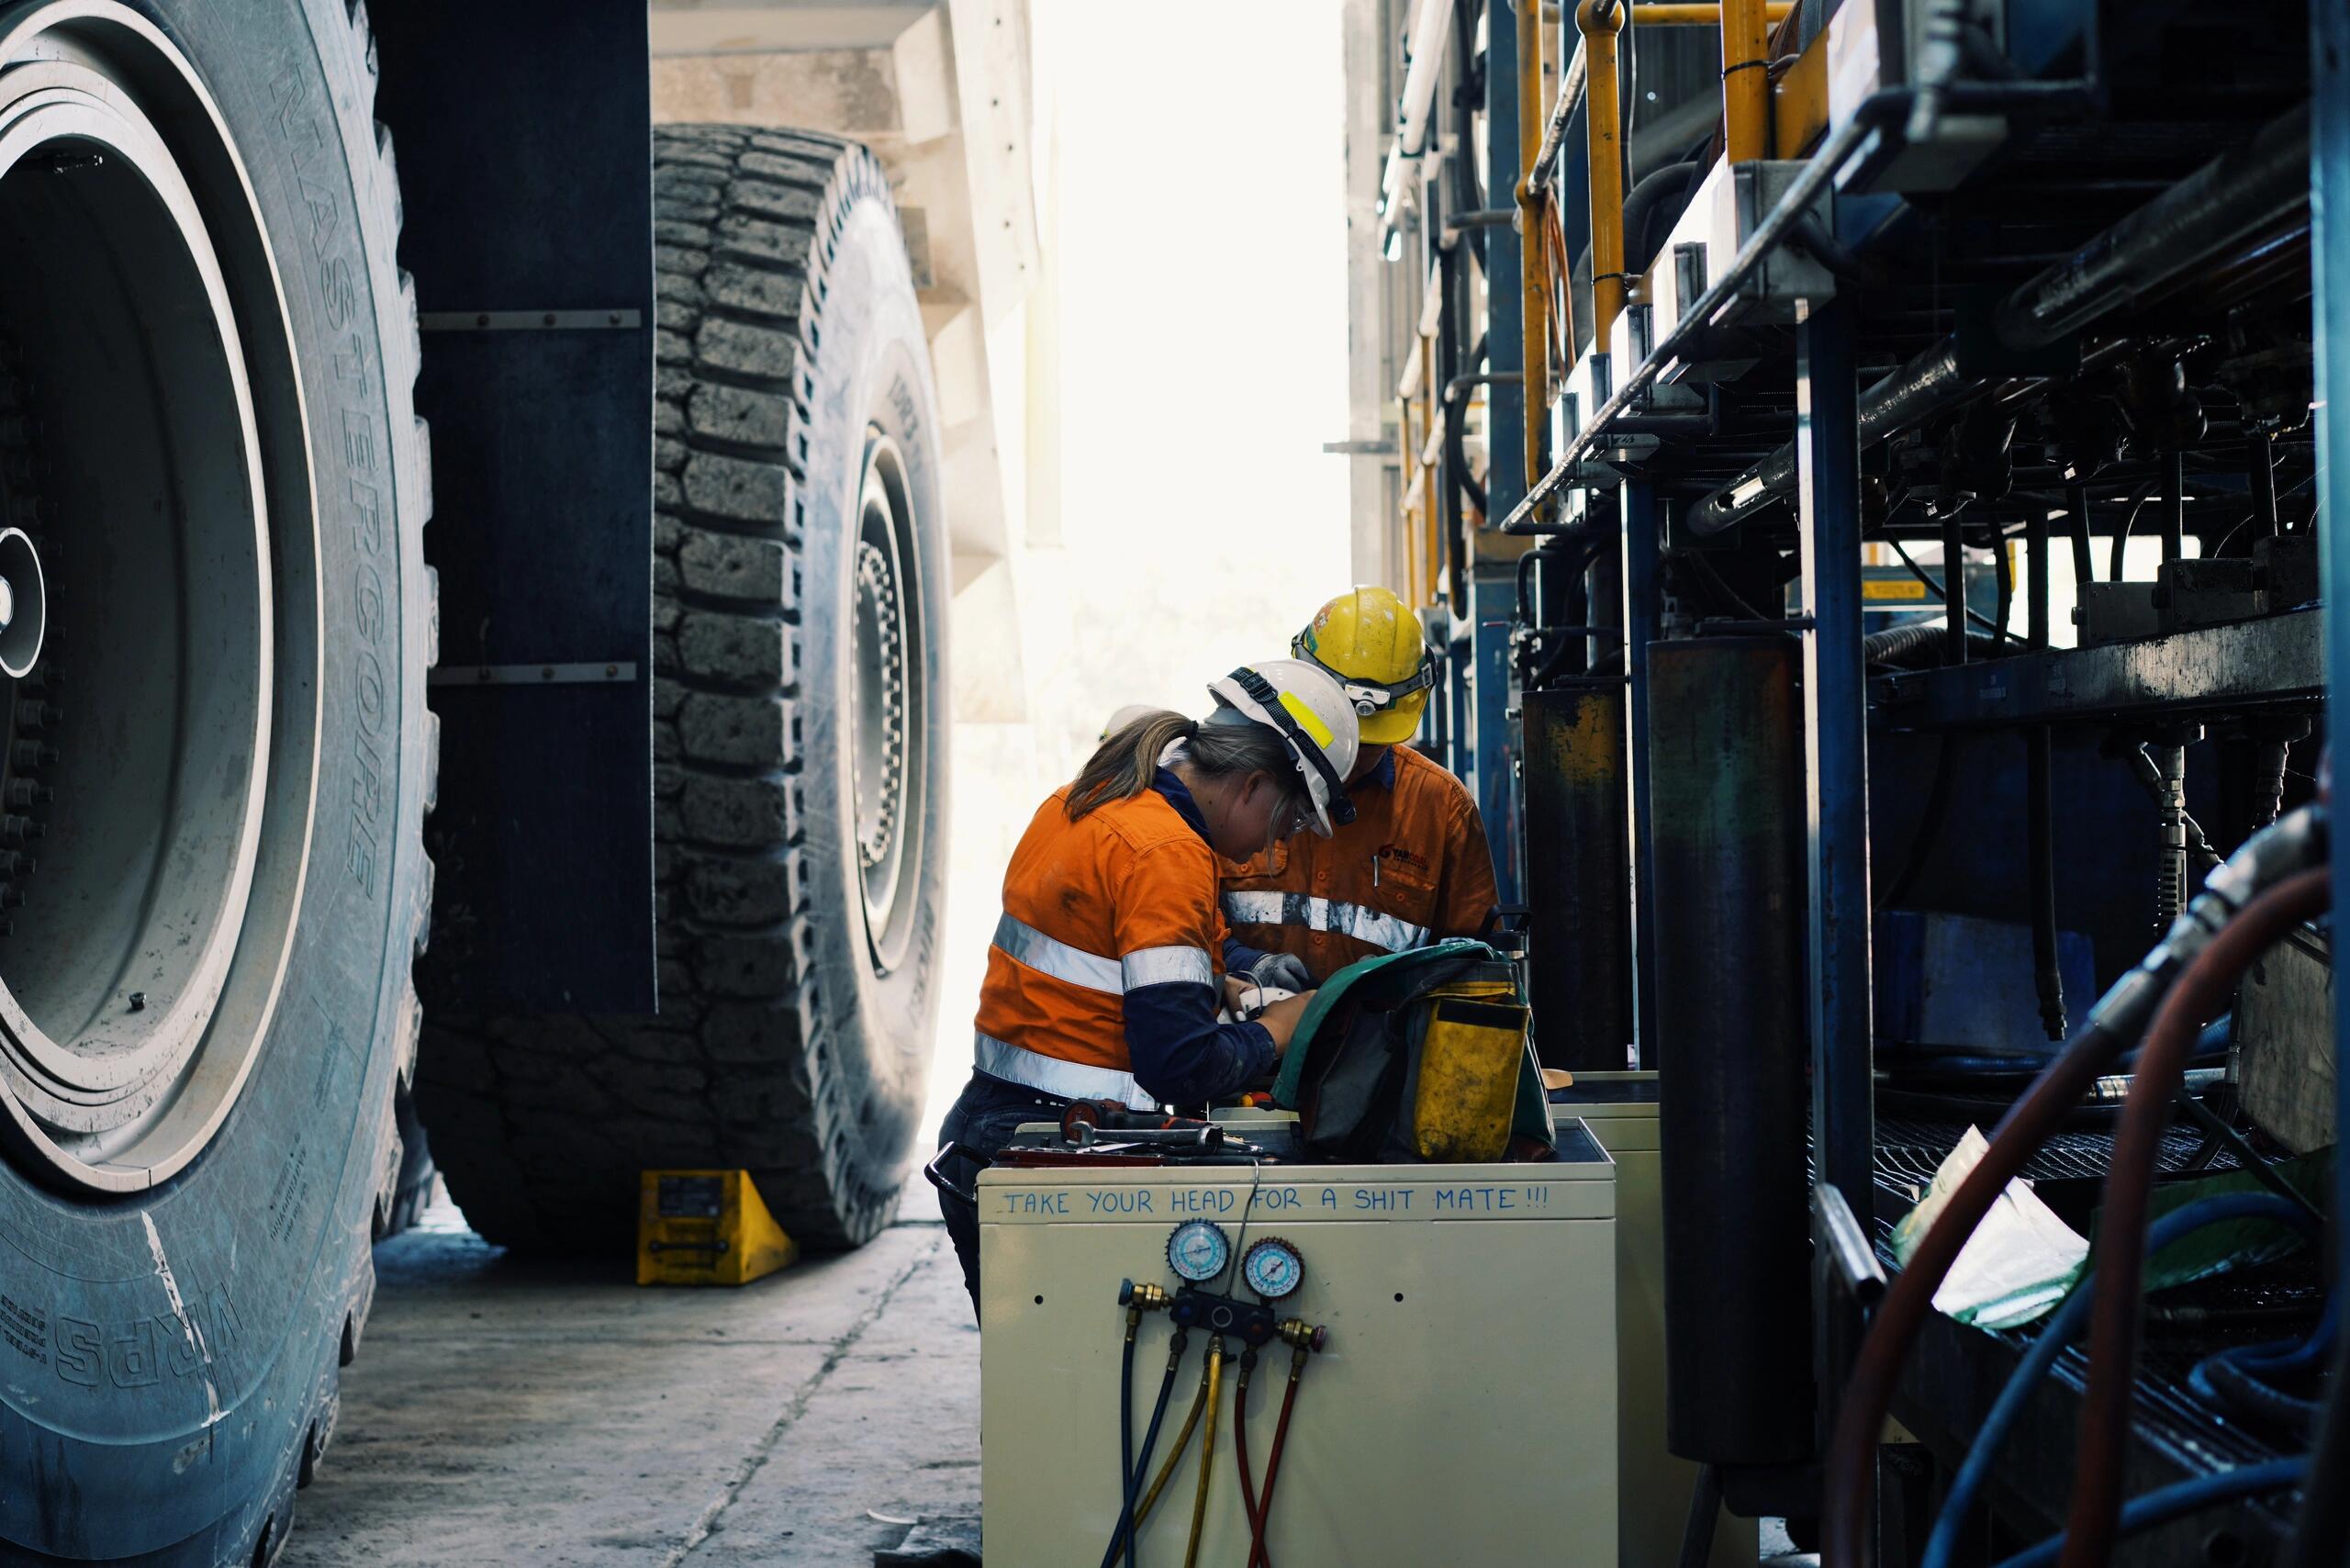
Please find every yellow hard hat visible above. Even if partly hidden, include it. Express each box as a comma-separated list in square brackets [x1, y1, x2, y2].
[1292, 587, 1436, 745]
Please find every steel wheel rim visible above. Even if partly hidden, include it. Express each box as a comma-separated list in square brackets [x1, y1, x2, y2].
[848, 431, 923, 970]
[0, 6, 321, 1193]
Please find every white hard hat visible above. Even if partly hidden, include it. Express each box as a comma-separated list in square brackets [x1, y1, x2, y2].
[1101, 703, 1158, 742]
[1204, 659, 1360, 837]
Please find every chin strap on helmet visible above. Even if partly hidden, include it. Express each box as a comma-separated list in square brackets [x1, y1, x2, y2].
[1222, 666, 1356, 829]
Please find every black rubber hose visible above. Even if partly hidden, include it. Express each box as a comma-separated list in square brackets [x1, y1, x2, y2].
[1885, 536, 2005, 635]
[1527, 539, 1614, 689]
[1788, 214, 1871, 285]
[2161, 446, 2186, 563]
[2067, 482, 2096, 586]
[1446, 331, 1491, 525]
[1622, 161, 1701, 274]
[2109, 481, 2156, 580]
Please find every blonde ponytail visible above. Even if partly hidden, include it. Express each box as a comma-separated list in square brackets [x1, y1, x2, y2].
[1068, 711, 1195, 820]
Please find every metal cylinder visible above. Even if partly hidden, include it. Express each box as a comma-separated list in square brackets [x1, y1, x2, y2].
[1522, 685, 1634, 1070]
[1647, 636, 1813, 1464]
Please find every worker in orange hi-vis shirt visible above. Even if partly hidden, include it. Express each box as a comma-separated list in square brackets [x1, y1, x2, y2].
[933, 660, 1360, 1318]
[1221, 588, 1500, 989]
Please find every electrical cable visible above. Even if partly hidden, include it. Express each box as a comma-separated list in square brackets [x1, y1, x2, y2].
[1884, 535, 2005, 634]
[1991, 519, 2015, 645]
[2107, 481, 2157, 582]
[2067, 482, 2097, 586]
[1181, 1337, 1225, 1568]
[1990, 1459, 2308, 1568]
[1820, 806, 2329, 1568]
[1919, 1192, 2319, 1568]
[2061, 867, 2333, 1568]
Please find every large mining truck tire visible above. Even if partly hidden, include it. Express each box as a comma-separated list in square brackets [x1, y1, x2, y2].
[420, 125, 949, 1254]
[0, 2, 433, 1562]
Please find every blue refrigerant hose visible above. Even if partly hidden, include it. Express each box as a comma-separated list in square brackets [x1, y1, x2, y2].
[1987, 1459, 2309, 1568]
[1921, 1193, 2321, 1568]
[1103, 1332, 1189, 1568]
[2191, 1295, 2338, 1431]
[1119, 1324, 1136, 1568]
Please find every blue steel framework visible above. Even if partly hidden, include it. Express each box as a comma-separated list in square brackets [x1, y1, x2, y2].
[2314, 0, 2350, 1378]
[1621, 478, 1662, 1066]
[1475, 0, 1525, 906]
[1794, 293, 1874, 1427]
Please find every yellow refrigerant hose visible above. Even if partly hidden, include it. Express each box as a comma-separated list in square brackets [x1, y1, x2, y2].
[1181, 1338, 1227, 1568]
[1134, 1352, 1213, 1526]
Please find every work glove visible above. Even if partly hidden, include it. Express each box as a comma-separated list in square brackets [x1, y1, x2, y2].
[1248, 953, 1315, 992]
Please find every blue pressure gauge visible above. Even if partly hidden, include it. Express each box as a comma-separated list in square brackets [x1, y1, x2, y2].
[1167, 1219, 1231, 1282]
[1241, 1237, 1304, 1300]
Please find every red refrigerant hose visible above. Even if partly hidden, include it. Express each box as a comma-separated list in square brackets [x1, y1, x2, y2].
[2059, 868, 2332, 1568]
[1232, 1350, 1270, 1568]
[1248, 1349, 1310, 1568]
[1821, 807, 2326, 1568]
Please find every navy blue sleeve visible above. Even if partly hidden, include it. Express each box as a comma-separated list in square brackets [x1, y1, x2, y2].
[1125, 982, 1276, 1105]
[1223, 935, 1271, 976]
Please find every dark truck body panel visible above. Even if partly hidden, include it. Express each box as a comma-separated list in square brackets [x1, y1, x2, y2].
[375, 1, 657, 1014]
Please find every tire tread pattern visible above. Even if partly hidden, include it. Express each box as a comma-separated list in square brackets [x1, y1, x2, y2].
[251, 4, 436, 1562]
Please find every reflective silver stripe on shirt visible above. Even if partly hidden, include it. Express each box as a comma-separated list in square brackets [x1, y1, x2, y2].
[1222, 890, 1430, 955]
[1121, 945, 1214, 990]
[974, 1032, 1158, 1112]
[992, 913, 1124, 994]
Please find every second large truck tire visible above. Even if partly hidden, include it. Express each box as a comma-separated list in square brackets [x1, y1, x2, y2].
[420, 124, 950, 1253]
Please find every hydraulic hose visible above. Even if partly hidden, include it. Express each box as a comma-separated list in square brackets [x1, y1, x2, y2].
[1821, 804, 2328, 1568]
[1181, 1338, 1225, 1568]
[1992, 1459, 2309, 1568]
[1919, 1193, 2319, 1568]
[2063, 868, 2333, 1568]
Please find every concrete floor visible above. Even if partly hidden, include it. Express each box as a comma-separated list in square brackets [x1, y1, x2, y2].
[280, 1186, 975, 1568]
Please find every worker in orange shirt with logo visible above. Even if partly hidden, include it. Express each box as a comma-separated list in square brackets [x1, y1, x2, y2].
[1222, 588, 1500, 991]
[933, 660, 1360, 1316]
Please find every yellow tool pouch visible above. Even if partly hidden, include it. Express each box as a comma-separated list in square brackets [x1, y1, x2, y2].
[1409, 985, 1533, 1163]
